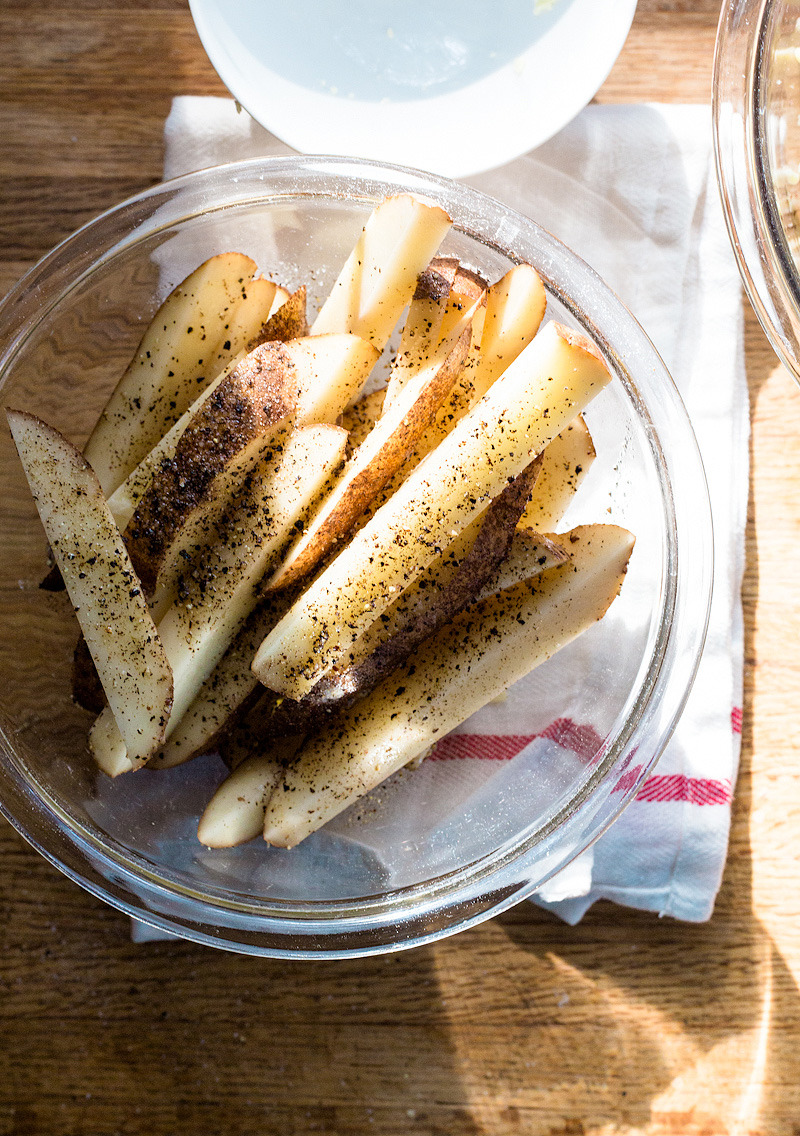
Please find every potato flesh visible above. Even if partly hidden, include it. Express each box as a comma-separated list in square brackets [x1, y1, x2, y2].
[89, 425, 348, 776]
[382, 259, 473, 412]
[359, 263, 548, 528]
[262, 524, 635, 848]
[468, 263, 547, 401]
[105, 280, 295, 528]
[520, 415, 595, 531]
[265, 326, 472, 594]
[84, 253, 259, 495]
[310, 195, 452, 349]
[252, 320, 613, 699]
[197, 738, 302, 848]
[7, 410, 173, 766]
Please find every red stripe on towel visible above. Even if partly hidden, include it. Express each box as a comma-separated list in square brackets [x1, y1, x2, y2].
[429, 720, 732, 806]
[635, 774, 732, 805]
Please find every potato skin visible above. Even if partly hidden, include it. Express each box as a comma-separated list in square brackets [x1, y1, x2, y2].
[125, 342, 297, 593]
[245, 455, 544, 740]
[248, 285, 308, 348]
[268, 327, 471, 594]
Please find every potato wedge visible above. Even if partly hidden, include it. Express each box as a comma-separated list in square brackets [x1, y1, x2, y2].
[382, 260, 479, 411]
[84, 253, 259, 495]
[253, 321, 613, 699]
[310, 195, 452, 349]
[520, 415, 595, 530]
[104, 293, 319, 532]
[198, 737, 303, 849]
[7, 410, 173, 766]
[246, 283, 306, 348]
[90, 425, 347, 776]
[262, 524, 634, 848]
[257, 457, 547, 737]
[266, 327, 472, 594]
[358, 263, 547, 528]
[148, 596, 288, 770]
[124, 343, 299, 595]
[468, 263, 547, 401]
[329, 523, 569, 678]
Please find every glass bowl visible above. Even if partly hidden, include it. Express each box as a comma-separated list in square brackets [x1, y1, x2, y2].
[0, 156, 712, 958]
[714, 0, 800, 384]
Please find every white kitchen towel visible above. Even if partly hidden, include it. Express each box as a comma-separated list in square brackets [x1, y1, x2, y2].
[131, 96, 747, 942]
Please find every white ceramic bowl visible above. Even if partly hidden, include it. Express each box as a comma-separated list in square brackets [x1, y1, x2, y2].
[189, 0, 638, 177]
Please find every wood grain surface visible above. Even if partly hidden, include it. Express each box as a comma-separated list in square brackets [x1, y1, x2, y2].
[2, 2, 800, 1134]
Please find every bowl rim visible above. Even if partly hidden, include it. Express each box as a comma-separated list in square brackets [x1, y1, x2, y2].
[0, 154, 714, 956]
[713, 0, 800, 385]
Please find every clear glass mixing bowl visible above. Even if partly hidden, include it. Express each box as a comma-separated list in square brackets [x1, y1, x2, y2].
[714, 0, 800, 384]
[0, 157, 712, 957]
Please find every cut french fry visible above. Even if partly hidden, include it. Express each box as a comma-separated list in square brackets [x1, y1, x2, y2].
[520, 415, 595, 530]
[253, 320, 613, 699]
[90, 425, 347, 776]
[266, 327, 472, 594]
[259, 458, 548, 737]
[262, 524, 634, 848]
[149, 598, 286, 770]
[382, 259, 473, 411]
[197, 738, 302, 849]
[84, 253, 258, 495]
[310, 195, 452, 349]
[7, 410, 173, 766]
[105, 296, 325, 533]
[359, 263, 547, 527]
[124, 343, 298, 595]
[468, 263, 547, 401]
[239, 527, 569, 747]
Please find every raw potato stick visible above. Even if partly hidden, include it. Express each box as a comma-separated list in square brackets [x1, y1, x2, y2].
[266, 327, 472, 593]
[106, 286, 307, 530]
[124, 343, 298, 595]
[468, 263, 547, 401]
[253, 320, 613, 699]
[382, 261, 484, 411]
[355, 263, 548, 532]
[7, 410, 173, 767]
[254, 456, 547, 738]
[90, 426, 347, 776]
[108, 332, 377, 533]
[197, 737, 303, 849]
[262, 524, 635, 848]
[84, 253, 258, 495]
[310, 194, 452, 349]
[520, 415, 595, 531]
[231, 526, 568, 746]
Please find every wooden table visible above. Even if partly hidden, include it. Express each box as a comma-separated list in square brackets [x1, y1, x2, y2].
[1, 2, 799, 1133]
